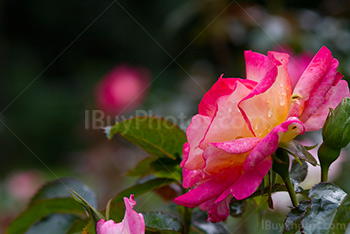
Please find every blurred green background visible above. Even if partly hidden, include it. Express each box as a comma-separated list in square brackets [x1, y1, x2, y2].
[1, 0, 350, 232]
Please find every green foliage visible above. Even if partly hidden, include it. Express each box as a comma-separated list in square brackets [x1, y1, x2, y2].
[191, 211, 230, 234]
[272, 148, 290, 179]
[284, 183, 350, 234]
[302, 183, 349, 234]
[128, 156, 182, 181]
[279, 140, 317, 166]
[6, 178, 97, 234]
[284, 201, 311, 234]
[143, 212, 183, 234]
[6, 198, 85, 234]
[70, 190, 104, 224]
[111, 177, 176, 204]
[109, 177, 176, 222]
[66, 219, 90, 234]
[25, 214, 79, 234]
[229, 200, 247, 217]
[31, 178, 97, 207]
[150, 158, 182, 181]
[106, 116, 187, 160]
[290, 160, 308, 190]
[82, 221, 96, 234]
[322, 97, 350, 149]
[127, 157, 155, 177]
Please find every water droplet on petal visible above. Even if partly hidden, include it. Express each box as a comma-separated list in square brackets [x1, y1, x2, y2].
[268, 109, 273, 117]
[280, 98, 286, 106]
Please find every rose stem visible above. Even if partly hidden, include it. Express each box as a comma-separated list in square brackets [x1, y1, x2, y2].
[284, 176, 299, 207]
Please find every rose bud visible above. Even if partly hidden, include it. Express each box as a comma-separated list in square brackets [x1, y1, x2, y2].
[318, 97, 350, 182]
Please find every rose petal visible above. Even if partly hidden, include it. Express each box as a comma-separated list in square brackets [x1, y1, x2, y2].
[229, 157, 272, 200]
[198, 76, 256, 117]
[245, 50, 269, 82]
[182, 115, 211, 170]
[182, 167, 206, 188]
[174, 168, 241, 208]
[198, 194, 233, 223]
[211, 137, 261, 154]
[243, 117, 305, 171]
[122, 195, 145, 234]
[96, 220, 123, 234]
[200, 81, 254, 149]
[303, 80, 350, 131]
[300, 58, 340, 122]
[96, 195, 145, 234]
[293, 46, 333, 101]
[239, 52, 291, 137]
[202, 138, 261, 175]
[207, 195, 233, 223]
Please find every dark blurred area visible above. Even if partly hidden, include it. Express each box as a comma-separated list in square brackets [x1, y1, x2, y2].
[1, 0, 350, 232]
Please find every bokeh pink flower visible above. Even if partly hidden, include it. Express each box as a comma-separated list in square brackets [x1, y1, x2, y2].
[96, 194, 145, 234]
[6, 171, 43, 201]
[95, 65, 150, 115]
[174, 46, 350, 222]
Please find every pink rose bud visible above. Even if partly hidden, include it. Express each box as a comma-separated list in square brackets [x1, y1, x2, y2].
[96, 195, 145, 234]
[174, 46, 350, 223]
[95, 65, 150, 115]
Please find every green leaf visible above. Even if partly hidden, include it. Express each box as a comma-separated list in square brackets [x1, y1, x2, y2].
[26, 214, 78, 234]
[109, 177, 176, 222]
[6, 198, 85, 234]
[143, 212, 182, 234]
[150, 158, 182, 181]
[82, 221, 96, 234]
[330, 195, 350, 234]
[107, 116, 187, 160]
[238, 184, 286, 201]
[127, 157, 155, 177]
[31, 178, 97, 207]
[191, 211, 230, 234]
[70, 189, 104, 223]
[7, 178, 97, 234]
[301, 183, 349, 234]
[304, 144, 318, 150]
[284, 201, 311, 234]
[229, 200, 246, 217]
[290, 160, 308, 191]
[127, 157, 182, 181]
[279, 140, 317, 166]
[66, 218, 90, 234]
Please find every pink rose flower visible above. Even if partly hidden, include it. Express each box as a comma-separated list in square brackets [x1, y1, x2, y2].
[96, 195, 145, 234]
[95, 65, 150, 115]
[174, 46, 350, 223]
[6, 170, 43, 201]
